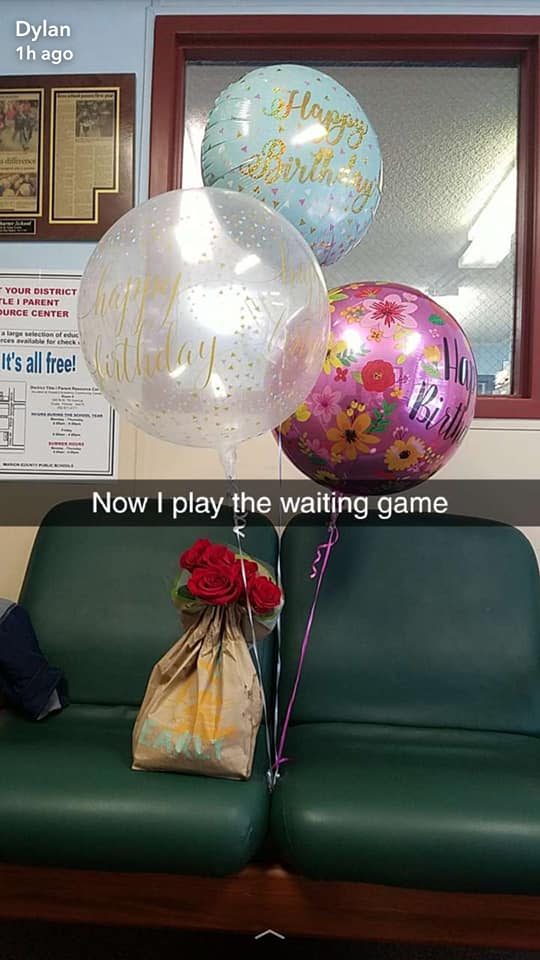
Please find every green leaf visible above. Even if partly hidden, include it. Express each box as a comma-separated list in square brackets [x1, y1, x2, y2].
[421, 362, 440, 378]
[329, 290, 348, 303]
[309, 454, 329, 467]
[428, 314, 445, 325]
[336, 349, 357, 367]
[367, 406, 390, 434]
[351, 371, 363, 384]
[396, 353, 407, 365]
[382, 401, 397, 415]
[367, 420, 389, 435]
[175, 584, 196, 601]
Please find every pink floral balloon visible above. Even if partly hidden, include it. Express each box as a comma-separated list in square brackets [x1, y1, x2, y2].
[278, 281, 477, 493]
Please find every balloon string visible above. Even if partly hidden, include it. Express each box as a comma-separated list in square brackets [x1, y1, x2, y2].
[310, 520, 340, 579]
[270, 430, 284, 790]
[273, 512, 340, 779]
[221, 448, 274, 792]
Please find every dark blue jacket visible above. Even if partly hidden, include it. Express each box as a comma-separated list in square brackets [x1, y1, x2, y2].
[0, 599, 67, 719]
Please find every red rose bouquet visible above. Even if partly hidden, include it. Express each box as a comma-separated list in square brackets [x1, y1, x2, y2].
[133, 539, 283, 781]
[172, 538, 283, 633]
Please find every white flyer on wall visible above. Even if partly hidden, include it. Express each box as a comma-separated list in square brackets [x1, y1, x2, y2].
[0, 272, 117, 478]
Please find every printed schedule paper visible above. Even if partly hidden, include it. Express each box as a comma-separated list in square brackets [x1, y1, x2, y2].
[0, 272, 116, 478]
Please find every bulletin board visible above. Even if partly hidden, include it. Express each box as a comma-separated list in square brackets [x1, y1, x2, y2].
[0, 73, 134, 241]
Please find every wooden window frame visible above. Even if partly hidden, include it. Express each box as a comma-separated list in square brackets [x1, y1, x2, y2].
[150, 14, 540, 419]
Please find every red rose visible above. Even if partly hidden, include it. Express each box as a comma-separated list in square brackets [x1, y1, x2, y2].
[201, 543, 236, 567]
[361, 359, 395, 392]
[238, 558, 259, 582]
[247, 575, 282, 616]
[179, 538, 212, 571]
[187, 561, 244, 606]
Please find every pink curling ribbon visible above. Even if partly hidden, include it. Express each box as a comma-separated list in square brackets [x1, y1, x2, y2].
[273, 513, 340, 781]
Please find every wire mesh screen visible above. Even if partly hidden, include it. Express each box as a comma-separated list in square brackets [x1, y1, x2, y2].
[183, 61, 519, 396]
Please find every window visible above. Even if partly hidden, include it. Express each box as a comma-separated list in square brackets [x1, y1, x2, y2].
[150, 15, 540, 418]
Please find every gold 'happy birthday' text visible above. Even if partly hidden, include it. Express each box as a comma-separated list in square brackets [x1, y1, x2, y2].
[82, 267, 217, 390]
[240, 140, 376, 214]
[265, 89, 369, 151]
[92, 324, 217, 391]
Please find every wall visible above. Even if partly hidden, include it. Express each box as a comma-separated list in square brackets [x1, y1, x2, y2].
[1, 0, 539, 598]
[0, 0, 148, 597]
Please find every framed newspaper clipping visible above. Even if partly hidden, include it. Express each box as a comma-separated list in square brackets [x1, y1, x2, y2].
[0, 74, 134, 241]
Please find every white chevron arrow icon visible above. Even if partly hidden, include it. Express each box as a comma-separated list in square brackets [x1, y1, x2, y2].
[255, 929, 285, 940]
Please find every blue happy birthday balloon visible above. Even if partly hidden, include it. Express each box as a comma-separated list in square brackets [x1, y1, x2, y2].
[201, 64, 382, 267]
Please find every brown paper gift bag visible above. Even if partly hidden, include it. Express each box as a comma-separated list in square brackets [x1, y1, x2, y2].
[132, 605, 263, 780]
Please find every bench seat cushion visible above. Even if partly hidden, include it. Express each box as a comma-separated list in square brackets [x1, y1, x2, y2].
[271, 722, 540, 893]
[0, 704, 270, 875]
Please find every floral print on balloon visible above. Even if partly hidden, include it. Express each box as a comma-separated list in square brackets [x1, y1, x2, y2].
[278, 281, 478, 493]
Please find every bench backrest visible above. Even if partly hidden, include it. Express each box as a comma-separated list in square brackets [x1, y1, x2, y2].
[20, 502, 277, 706]
[280, 516, 540, 735]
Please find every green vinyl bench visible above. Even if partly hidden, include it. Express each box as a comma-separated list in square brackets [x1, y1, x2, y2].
[2, 503, 540, 948]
